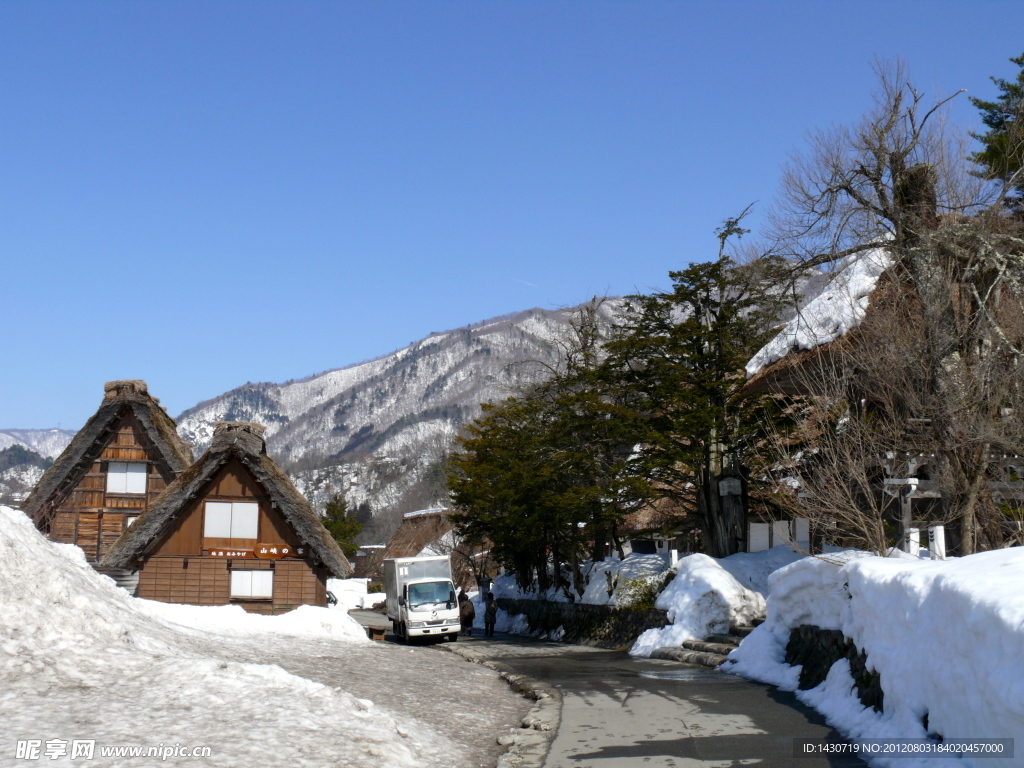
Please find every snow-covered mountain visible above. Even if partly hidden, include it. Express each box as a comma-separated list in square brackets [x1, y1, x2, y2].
[0, 429, 76, 459]
[177, 303, 620, 525]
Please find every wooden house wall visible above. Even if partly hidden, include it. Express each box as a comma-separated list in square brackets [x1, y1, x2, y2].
[137, 458, 326, 613]
[136, 558, 327, 615]
[146, 458, 302, 557]
[47, 413, 173, 562]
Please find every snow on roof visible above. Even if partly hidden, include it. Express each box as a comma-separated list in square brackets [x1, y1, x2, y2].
[403, 507, 447, 519]
[746, 248, 893, 379]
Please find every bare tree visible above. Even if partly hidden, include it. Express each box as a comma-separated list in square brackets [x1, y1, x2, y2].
[760, 228, 1024, 554]
[763, 61, 1024, 553]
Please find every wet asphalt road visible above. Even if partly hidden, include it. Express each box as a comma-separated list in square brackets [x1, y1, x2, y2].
[348, 610, 865, 768]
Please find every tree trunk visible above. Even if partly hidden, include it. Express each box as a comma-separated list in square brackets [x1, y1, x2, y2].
[900, 164, 978, 554]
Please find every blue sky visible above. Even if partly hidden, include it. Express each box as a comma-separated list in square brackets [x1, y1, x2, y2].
[3, 1, 1023, 428]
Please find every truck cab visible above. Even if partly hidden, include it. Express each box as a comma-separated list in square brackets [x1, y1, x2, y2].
[383, 556, 461, 642]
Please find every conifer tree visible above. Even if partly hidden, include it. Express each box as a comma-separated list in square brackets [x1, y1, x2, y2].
[602, 216, 791, 557]
[971, 53, 1024, 211]
[323, 494, 363, 558]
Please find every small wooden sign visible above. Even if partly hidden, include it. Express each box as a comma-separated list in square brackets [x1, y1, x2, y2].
[254, 543, 301, 559]
[208, 549, 253, 558]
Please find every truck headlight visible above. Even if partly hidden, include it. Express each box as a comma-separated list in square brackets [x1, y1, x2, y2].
[408, 621, 426, 628]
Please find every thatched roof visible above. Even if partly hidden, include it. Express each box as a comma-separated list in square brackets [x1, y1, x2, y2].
[620, 494, 696, 536]
[357, 508, 489, 588]
[357, 509, 451, 578]
[22, 381, 194, 529]
[101, 421, 352, 578]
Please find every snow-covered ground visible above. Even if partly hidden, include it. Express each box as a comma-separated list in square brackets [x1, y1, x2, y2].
[0, 506, 525, 768]
[725, 550, 1024, 767]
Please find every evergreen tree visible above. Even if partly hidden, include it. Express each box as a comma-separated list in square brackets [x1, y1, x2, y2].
[448, 301, 647, 595]
[322, 494, 363, 558]
[601, 216, 791, 557]
[971, 53, 1024, 211]
[448, 396, 556, 591]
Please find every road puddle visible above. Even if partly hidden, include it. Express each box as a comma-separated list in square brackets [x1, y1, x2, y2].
[639, 669, 730, 682]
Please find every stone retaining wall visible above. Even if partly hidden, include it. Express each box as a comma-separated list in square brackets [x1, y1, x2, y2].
[496, 597, 668, 651]
[785, 624, 883, 711]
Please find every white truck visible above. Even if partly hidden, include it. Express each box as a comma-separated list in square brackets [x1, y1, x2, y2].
[383, 555, 461, 642]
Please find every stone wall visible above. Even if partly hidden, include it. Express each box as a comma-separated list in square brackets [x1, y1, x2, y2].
[785, 624, 883, 711]
[496, 597, 668, 651]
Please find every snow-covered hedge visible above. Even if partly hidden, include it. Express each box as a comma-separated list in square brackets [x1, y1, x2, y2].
[489, 553, 672, 607]
[726, 550, 1024, 767]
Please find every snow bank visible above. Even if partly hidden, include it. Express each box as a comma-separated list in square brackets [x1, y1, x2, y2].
[726, 550, 1024, 767]
[580, 554, 670, 606]
[327, 577, 386, 610]
[489, 549, 801, 647]
[631, 553, 768, 656]
[0, 506, 447, 767]
[715, 545, 806, 597]
[138, 600, 371, 641]
[746, 248, 893, 377]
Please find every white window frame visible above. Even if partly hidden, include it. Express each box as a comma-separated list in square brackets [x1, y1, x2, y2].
[230, 570, 274, 599]
[106, 462, 148, 495]
[203, 501, 260, 539]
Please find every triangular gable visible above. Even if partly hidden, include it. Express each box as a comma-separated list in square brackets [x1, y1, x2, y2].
[21, 381, 194, 531]
[101, 422, 351, 578]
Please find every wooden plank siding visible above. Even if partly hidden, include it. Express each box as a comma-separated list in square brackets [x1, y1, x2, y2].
[136, 558, 327, 615]
[136, 458, 327, 613]
[47, 413, 173, 562]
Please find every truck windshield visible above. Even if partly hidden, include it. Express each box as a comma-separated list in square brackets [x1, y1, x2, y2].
[407, 581, 453, 608]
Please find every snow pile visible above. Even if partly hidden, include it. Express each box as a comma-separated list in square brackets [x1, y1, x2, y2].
[715, 545, 805, 596]
[746, 248, 893, 377]
[726, 550, 1024, 766]
[139, 600, 372, 640]
[327, 577, 386, 610]
[631, 553, 767, 656]
[580, 554, 671, 606]
[0, 506, 449, 767]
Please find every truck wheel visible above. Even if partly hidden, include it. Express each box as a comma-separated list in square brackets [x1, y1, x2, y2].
[448, 633, 458, 642]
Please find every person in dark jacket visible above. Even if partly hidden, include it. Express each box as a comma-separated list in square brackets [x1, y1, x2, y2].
[458, 589, 476, 636]
[483, 592, 497, 637]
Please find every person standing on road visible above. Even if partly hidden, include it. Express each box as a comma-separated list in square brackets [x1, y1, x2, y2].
[484, 592, 497, 637]
[459, 589, 476, 636]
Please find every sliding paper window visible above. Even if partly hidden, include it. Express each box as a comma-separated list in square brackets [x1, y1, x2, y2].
[230, 570, 273, 598]
[203, 502, 259, 539]
[106, 462, 148, 494]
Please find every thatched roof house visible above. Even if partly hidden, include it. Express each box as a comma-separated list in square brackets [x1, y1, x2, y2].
[102, 421, 350, 613]
[743, 248, 894, 397]
[21, 380, 194, 564]
[359, 508, 490, 589]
